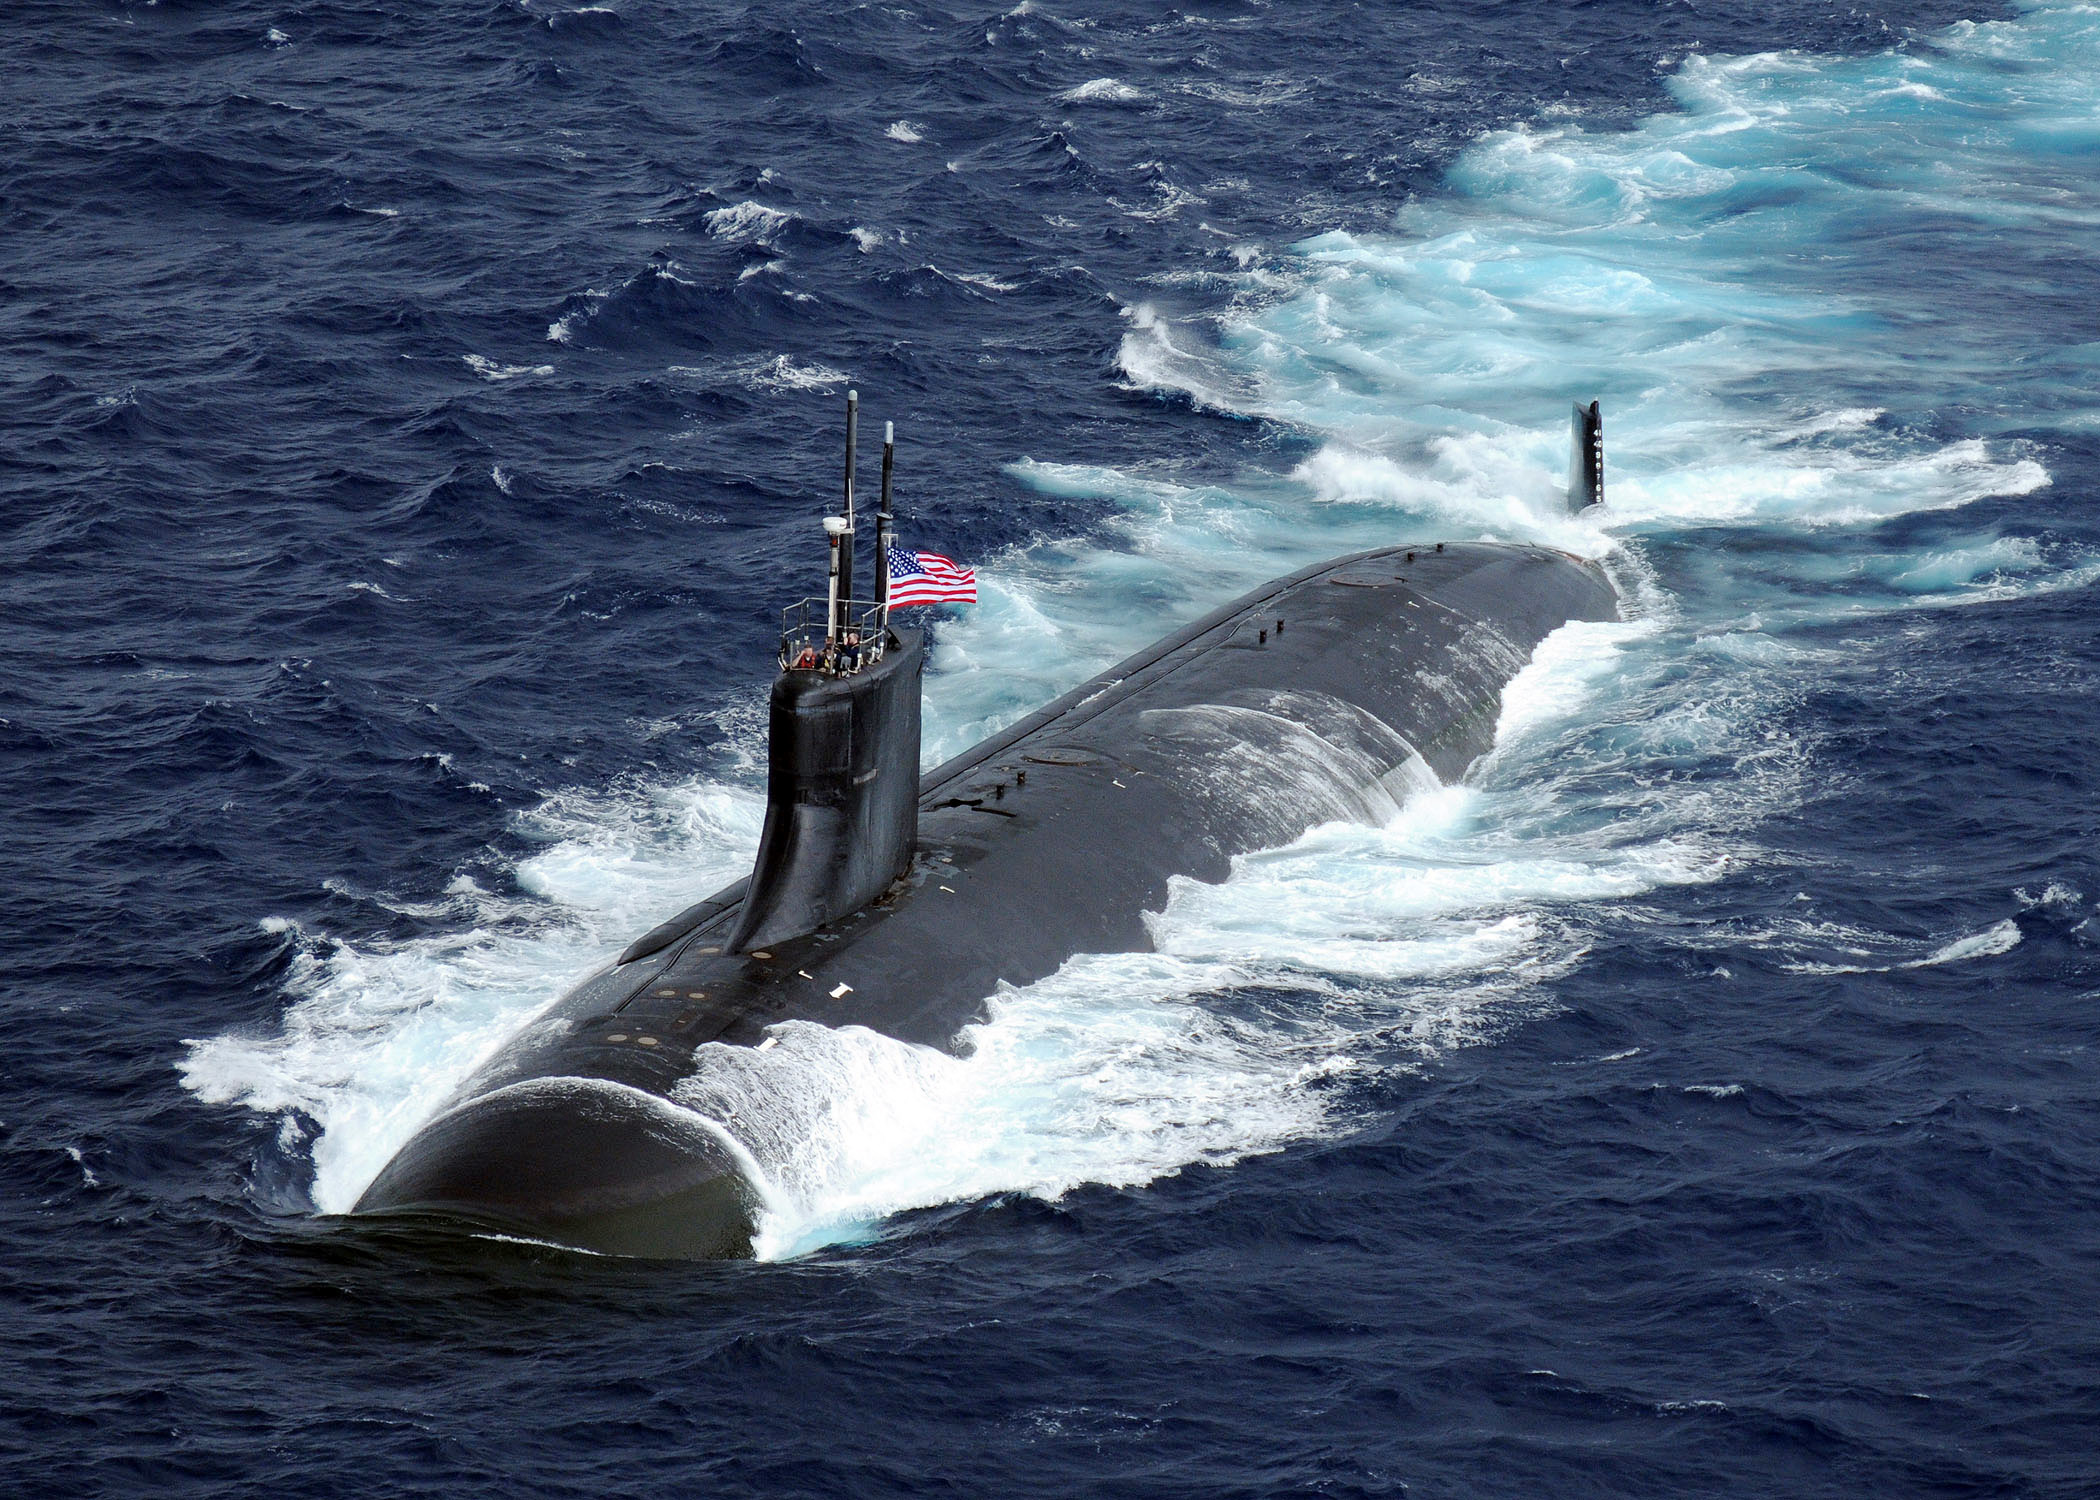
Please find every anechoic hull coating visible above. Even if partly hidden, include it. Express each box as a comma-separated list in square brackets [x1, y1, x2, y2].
[354, 543, 1618, 1257]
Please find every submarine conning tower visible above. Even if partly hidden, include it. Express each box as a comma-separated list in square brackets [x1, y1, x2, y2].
[727, 393, 923, 953]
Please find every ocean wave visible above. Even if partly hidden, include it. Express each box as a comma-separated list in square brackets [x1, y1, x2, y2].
[1059, 78, 1145, 104]
[463, 354, 554, 382]
[702, 200, 797, 241]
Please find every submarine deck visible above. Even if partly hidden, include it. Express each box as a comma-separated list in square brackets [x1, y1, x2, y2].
[430, 541, 1617, 1113]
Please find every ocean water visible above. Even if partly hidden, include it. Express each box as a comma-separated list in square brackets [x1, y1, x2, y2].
[6, 0, 2098, 1494]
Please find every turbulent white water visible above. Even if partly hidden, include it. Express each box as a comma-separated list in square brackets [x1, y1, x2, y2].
[184, 1, 2097, 1255]
[183, 782, 766, 1216]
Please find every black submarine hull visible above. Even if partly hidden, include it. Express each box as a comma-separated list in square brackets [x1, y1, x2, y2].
[354, 542, 1618, 1257]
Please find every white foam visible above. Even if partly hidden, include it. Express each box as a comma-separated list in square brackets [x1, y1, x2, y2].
[689, 948, 1367, 1260]
[1110, 178, 1203, 222]
[727, 354, 850, 393]
[1913, 919, 2022, 968]
[463, 354, 554, 383]
[2018, 883, 2082, 911]
[180, 779, 763, 1213]
[1060, 78, 1145, 104]
[1781, 917, 2024, 974]
[702, 201, 794, 241]
[1114, 302, 1257, 414]
[885, 120, 926, 143]
[1178, 79, 1306, 109]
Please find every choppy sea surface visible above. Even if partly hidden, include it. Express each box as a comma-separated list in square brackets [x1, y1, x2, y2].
[6, 0, 2099, 1493]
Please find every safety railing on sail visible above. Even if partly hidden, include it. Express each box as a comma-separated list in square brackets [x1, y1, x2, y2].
[779, 597, 887, 674]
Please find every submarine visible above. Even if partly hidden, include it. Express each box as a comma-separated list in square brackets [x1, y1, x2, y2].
[353, 397, 1618, 1258]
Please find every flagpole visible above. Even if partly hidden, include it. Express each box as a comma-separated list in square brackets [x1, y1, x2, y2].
[876, 420, 895, 631]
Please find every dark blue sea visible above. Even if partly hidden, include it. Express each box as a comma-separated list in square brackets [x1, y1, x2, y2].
[7, 0, 2099, 1493]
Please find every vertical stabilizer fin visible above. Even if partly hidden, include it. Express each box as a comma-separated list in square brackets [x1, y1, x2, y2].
[1568, 399, 1604, 513]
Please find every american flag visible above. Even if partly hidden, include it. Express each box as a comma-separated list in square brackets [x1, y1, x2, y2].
[886, 545, 977, 607]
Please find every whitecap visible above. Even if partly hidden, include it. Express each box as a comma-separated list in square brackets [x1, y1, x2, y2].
[703, 200, 794, 241]
[729, 354, 850, 393]
[463, 354, 554, 383]
[1060, 78, 1144, 104]
[1911, 919, 2022, 968]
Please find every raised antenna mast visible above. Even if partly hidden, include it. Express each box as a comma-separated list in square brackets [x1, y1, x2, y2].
[876, 420, 895, 628]
[839, 390, 858, 608]
[784, 394, 889, 676]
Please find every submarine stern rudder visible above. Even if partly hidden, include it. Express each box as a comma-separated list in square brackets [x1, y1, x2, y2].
[1569, 399, 1604, 513]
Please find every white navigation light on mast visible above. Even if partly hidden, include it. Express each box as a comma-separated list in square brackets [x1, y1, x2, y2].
[823, 513, 849, 642]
